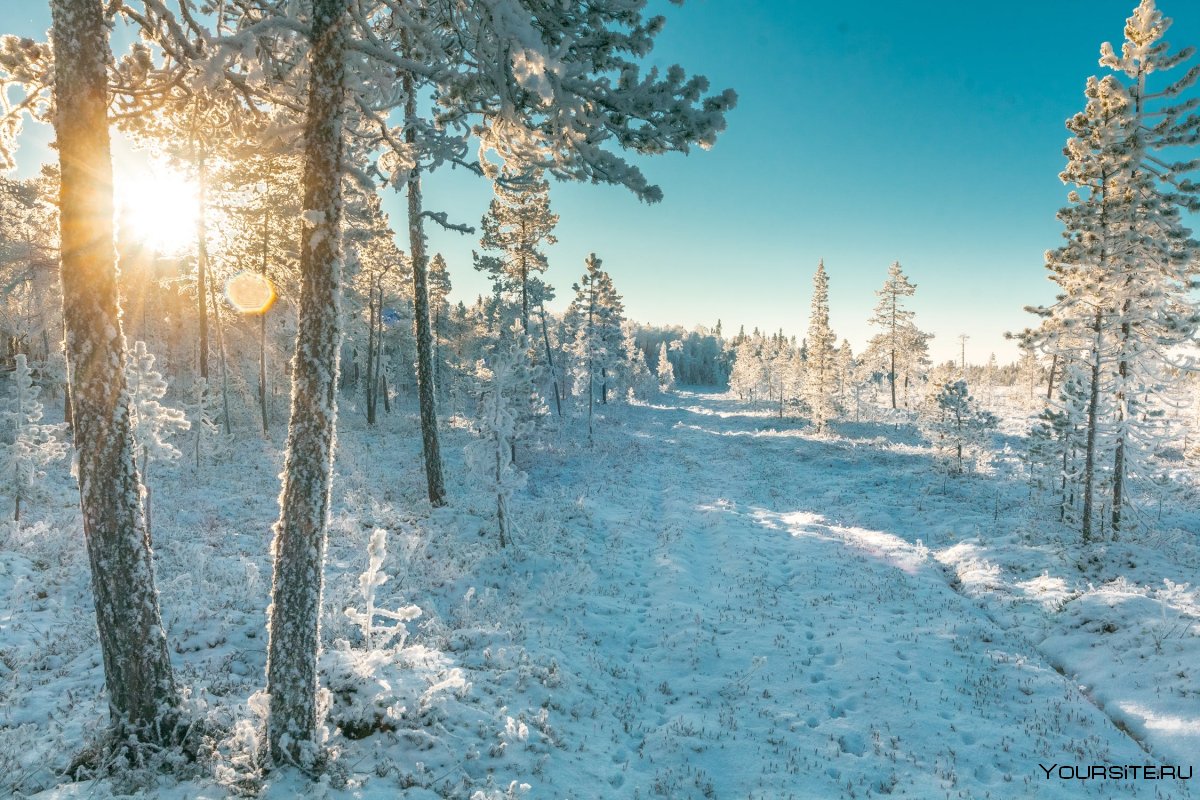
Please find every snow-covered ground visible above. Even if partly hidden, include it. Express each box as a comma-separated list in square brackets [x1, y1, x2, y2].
[1, 390, 1198, 798]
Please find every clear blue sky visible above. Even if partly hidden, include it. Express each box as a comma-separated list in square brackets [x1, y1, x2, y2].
[5, 1, 1200, 363]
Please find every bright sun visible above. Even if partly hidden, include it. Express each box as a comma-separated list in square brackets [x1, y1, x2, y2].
[113, 161, 198, 255]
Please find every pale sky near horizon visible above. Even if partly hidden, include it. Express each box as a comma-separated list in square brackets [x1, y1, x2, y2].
[4, 1, 1200, 364]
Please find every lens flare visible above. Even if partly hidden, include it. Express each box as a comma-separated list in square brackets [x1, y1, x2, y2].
[225, 271, 276, 314]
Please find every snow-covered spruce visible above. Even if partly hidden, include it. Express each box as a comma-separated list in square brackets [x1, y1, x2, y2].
[564, 254, 627, 435]
[803, 260, 839, 432]
[655, 341, 677, 392]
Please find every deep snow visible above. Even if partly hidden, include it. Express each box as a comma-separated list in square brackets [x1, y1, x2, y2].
[1, 390, 1197, 798]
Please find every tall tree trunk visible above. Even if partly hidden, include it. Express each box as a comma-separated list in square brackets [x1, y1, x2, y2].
[889, 348, 897, 409]
[1081, 311, 1103, 544]
[259, 209, 270, 435]
[538, 297, 562, 416]
[1046, 352, 1059, 401]
[208, 279, 232, 435]
[50, 0, 178, 742]
[195, 146, 210, 381]
[142, 449, 152, 545]
[265, 0, 348, 766]
[404, 54, 446, 507]
[259, 314, 269, 434]
[432, 303, 441, 399]
[365, 278, 378, 425]
[519, 237, 529, 332]
[889, 298, 898, 410]
[377, 284, 390, 414]
[62, 320, 74, 434]
[1112, 332, 1129, 536]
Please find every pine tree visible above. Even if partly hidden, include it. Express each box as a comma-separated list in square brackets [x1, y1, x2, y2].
[1026, 0, 1200, 541]
[656, 341, 676, 392]
[728, 333, 767, 403]
[401, 52, 448, 510]
[479, 169, 559, 331]
[1014, 344, 1043, 409]
[0, 354, 67, 522]
[266, 0, 351, 766]
[835, 339, 856, 406]
[428, 253, 453, 399]
[565, 254, 626, 435]
[620, 321, 657, 401]
[866, 261, 931, 410]
[530, 277, 564, 415]
[183, 376, 222, 472]
[1098, 0, 1200, 534]
[926, 380, 998, 474]
[48, 0, 180, 744]
[803, 260, 838, 431]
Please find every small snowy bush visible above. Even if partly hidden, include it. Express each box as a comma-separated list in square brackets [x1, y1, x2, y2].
[322, 529, 474, 741]
[924, 380, 997, 474]
[0, 354, 67, 522]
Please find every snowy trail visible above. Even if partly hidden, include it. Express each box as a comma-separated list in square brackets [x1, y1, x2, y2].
[515, 392, 1182, 799]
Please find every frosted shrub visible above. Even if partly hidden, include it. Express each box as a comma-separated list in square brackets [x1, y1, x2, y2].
[925, 380, 998, 474]
[344, 529, 421, 651]
[471, 780, 532, 800]
[466, 324, 537, 547]
[323, 529, 425, 740]
[183, 376, 227, 471]
[0, 354, 67, 522]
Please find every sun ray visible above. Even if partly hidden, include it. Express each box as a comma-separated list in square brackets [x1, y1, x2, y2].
[113, 159, 198, 256]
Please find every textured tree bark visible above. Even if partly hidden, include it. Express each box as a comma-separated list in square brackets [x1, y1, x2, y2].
[404, 59, 446, 507]
[265, 0, 348, 767]
[50, 0, 179, 742]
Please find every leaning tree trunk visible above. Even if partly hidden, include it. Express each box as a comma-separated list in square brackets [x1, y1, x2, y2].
[403, 58, 446, 507]
[265, 0, 348, 767]
[538, 297, 562, 416]
[1046, 352, 1059, 402]
[50, 0, 179, 742]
